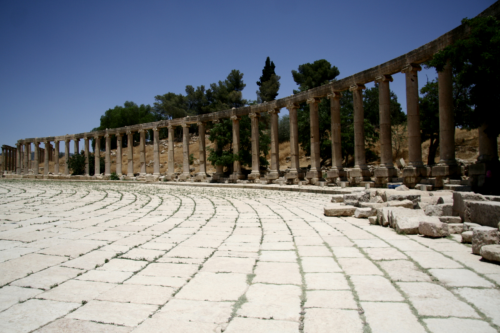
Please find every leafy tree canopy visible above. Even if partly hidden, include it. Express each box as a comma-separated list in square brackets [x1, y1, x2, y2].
[292, 59, 340, 93]
[95, 101, 155, 131]
[256, 57, 280, 102]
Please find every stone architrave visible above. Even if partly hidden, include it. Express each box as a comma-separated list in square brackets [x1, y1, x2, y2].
[84, 136, 90, 176]
[196, 122, 207, 180]
[64, 138, 70, 176]
[152, 127, 160, 177]
[432, 61, 461, 180]
[126, 129, 134, 177]
[115, 133, 122, 176]
[285, 102, 304, 183]
[374, 75, 398, 187]
[43, 141, 50, 176]
[349, 84, 370, 183]
[230, 115, 244, 181]
[248, 113, 260, 181]
[139, 129, 146, 176]
[326, 92, 346, 183]
[16, 143, 21, 174]
[105, 132, 111, 176]
[167, 126, 175, 179]
[94, 135, 101, 176]
[33, 141, 40, 175]
[306, 97, 322, 184]
[53, 141, 59, 175]
[267, 107, 280, 181]
[179, 123, 190, 181]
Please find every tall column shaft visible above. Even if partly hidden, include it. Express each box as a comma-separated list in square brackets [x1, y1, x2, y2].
[167, 126, 174, 176]
[16, 144, 21, 174]
[377, 75, 394, 167]
[197, 122, 206, 176]
[249, 113, 260, 178]
[182, 124, 190, 178]
[212, 121, 224, 176]
[23, 143, 28, 174]
[34, 141, 39, 175]
[94, 136, 100, 175]
[478, 123, 499, 162]
[404, 64, 423, 167]
[116, 134, 122, 176]
[74, 139, 79, 156]
[127, 131, 134, 176]
[84, 137, 90, 176]
[27, 144, 31, 170]
[44, 142, 49, 175]
[1, 147, 5, 174]
[268, 109, 280, 179]
[289, 104, 300, 172]
[105, 134, 111, 176]
[328, 93, 343, 170]
[64, 140, 70, 175]
[54, 141, 59, 175]
[350, 84, 367, 169]
[307, 98, 321, 176]
[139, 129, 146, 175]
[438, 61, 456, 165]
[153, 128, 160, 176]
[231, 116, 242, 178]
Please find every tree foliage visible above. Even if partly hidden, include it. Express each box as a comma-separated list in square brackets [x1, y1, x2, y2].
[256, 57, 280, 102]
[67, 151, 104, 176]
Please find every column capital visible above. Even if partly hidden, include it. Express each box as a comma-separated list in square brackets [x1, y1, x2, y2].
[181, 123, 189, 128]
[43, 140, 49, 145]
[138, 128, 145, 133]
[249, 112, 260, 119]
[126, 129, 132, 135]
[104, 133, 110, 138]
[401, 64, 422, 74]
[196, 122, 204, 127]
[349, 84, 366, 92]
[116, 132, 123, 137]
[152, 127, 159, 132]
[212, 119, 220, 124]
[167, 125, 173, 131]
[268, 108, 280, 115]
[93, 135, 100, 140]
[306, 97, 321, 105]
[375, 74, 393, 82]
[327, 92, 342, 100]
[230, 115, 239, 121]
[286, 102, 299, 111]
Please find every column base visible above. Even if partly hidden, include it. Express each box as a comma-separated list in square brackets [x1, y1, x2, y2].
[285, 171, 305, 184]
[266, 171, 280, 180]
[178, 173, 191, 181]
[374, 167, 398, 188]
[195, 173, 207, 182]
[229, 173, 245, 182]
[468, 161, 500, 194]
[347, 168, 371, 186]
[326, 168, 347, 183]
[248, 172, 261, 182]
[403, 165, 430, 188]
[431, 164, 462, 178]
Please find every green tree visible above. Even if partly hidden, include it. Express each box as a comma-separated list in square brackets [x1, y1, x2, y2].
[256, 57, 281, 102]
[67, 151, 104, 176]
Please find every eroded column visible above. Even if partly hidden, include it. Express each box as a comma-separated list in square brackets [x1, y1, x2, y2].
[306, 98, 322, 184]
[54, 141, 59, 175]
[267, 108, 280, 182]
[180, 123, 190, 180]
[44, 141, 49, 176]
[167, 126, 175, 179]
[153, 127, 160, 177]
[105, 133, 111, 176]
[64, 138, 70, 176]
[116, 133, 123, 176]
[326, 92, 345, 183]
[34, 141, 39, 175]
[196, 122, 207, 180]
[94, 135, 101, 176]
[139, 129, 146, 176]
[249, 113, 261, 181]
[286, 103, 304, 183]
[127, 130, 134, 177]
[349, 84, 371, 184]
[16, 143, 21, 174]
[230, 115, 243, 181]
[211, 120, 224, 179]
[74, 138, 79, 156]
[1, 147, 5, 175]
[84, 136, 90, 176]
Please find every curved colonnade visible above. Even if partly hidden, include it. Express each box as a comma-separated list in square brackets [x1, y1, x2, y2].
[6, 3, 500, 189]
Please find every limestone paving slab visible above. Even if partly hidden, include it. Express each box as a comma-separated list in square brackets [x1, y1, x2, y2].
[223, 317, 299, 333]
[157, 299, 233, 324]
[11, 265, 82, 290]
[37, 279, 116, 303]
[138, 262, 198, 278]
[303, 308, 363, 333]
[0, 285, 43, 312]
[35, 318, 134, 333]
[253, 261, 302, 284]
[305, 272, 350, 290]
[201, 256, 255, 273]
[97, 284, 174, 305]
[305, 290, 357, 309]
[175, 272, 248, 301]
[361, 302, 426, 333]
[456, 288, 500, 326]
[429, 268, 495, 287]
[423, 318, 497, 333]
[75, 269, 134, 283]
[351, 275, 404, 302]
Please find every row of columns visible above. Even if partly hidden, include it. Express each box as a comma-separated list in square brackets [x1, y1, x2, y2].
[1, 146, 17, 173]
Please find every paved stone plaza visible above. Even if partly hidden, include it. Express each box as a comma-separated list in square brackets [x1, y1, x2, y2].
[0, 180, 499, 332]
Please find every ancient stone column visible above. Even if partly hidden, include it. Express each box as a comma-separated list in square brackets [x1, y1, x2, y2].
[230, 115, 243, 181]
[94, 136, 101, 176]
[23, 143, 28, 174]
[286, 103, 303, 183]
[249, 113, 260, 181]
[196, 122, 207, 180]
[1, 147, 5, 174]
[153, 127, 160, 177]
[127, 130, 134, 177]
[267, 108, 280, 181]
[211, 120, 224, 178]
[478, 123, 499, 163]
[16, 143, 21, 174]
[306, 98, 322, 183]
[116, 133, 123, 176]
[54, 141, 59, 175]
[374, 75, 398, 187]
[403, 64, 423, 167]
[180, 123, 190, 180]
[139, 129, 146, 176]
[167, 126, 174, 179]
[74, 138, 79, 156]
[34, 141, 39, 175]
[27, 143, 31, 171]
[44, 141, 49, 175]
[326, 92, 345, 183]
[105, 133, 111, 176]
[349, 84, 371, 183]
[84, 136, 90, 176]
[64, 138, 70, 175]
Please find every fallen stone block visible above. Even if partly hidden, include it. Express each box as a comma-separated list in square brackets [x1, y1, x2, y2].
[390, 208, 426, 229]
[484, 195, 500, 202]
[331, 195, 344, 203]
[344, 191, 370, 207]
[395, 185, 409, 191]
[453, 192, 486, 220]
[472, 226, 500, 255]
[395, 217, 428, 235]
[387, 200, 414, 209]
[324, 204, 357, 217]
[464, 201, 500, 228]
[377, 207, 393, 227]
[368, 216, 377, 225]
[369, 196, 384, 203]
[424, 204, 453, 217]
[447, 223, 464, 234]
[463, 222, 482, 231]
[359, 202, 388, 209]
[461, 231, 473, 243]
[354, 207, 375, 218]
[387, 194, 421, 202]
[480, 244, 500, 263]
[376, 190, 387, 202]
[419, 218, 449, 237]
[438, 216, 462, 224]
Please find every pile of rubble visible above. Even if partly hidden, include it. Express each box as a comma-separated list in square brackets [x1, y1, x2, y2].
[325, 187, 500, 263]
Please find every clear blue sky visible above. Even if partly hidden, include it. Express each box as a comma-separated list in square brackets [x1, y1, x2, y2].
[0, 0, 495, 152]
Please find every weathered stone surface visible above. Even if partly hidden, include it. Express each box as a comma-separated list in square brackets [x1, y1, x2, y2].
[480, 244, 500, 262]
[369, 196, 384, 203]
[324, 204, 356, 217]
[331, 194, 344, 203]
[425, 203, 453, 216]
[463, 222, 481, 231]
[424, 318, 497, 333]
[368, 216, 377, 224]
[387, 193, 420, 202]
[359, 202, 388, 209]
[439, 216, 462, 223]
[429, 268, 494, 287]
[456, 288, 500, 326]
[343, 191, 370, 207]
[453, 192, 486, 220]
[465, 200, 500, 228]
[395, 184, 409, 191]
[376, 207, 392, 227]
[362, 302, 426, 333]
[419, 220, 450, 238]
[354, 207, 374, 218]
[304, 308, 363, 333]
[395, 217, 423, 235]
[472, 226, 500, 255]
[390, 208, 426, 230]
[461, 231, 473, 243]
[447, 223, 464, 234]
[387, 199, 414, 208]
